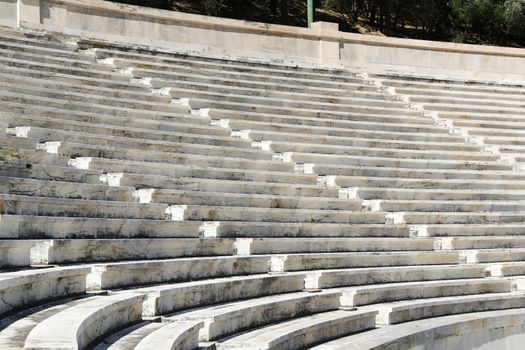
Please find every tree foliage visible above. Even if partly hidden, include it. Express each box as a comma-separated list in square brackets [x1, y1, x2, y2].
[322, 0, 525, 45]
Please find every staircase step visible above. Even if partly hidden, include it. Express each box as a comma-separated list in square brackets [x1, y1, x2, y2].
[111, 173, 336, 197]
[270, 251, 459, 272]
[88, 256, 270, 290]
[0, 215, 201, 239]
[177, 205, 385, 223]
[41, 238, 235, 264]
[139, 273, 306, 316]
[24, 292, 146, 350]
[312, 306, 525, 350]
[0, 266, 91, 317]
[0, 194, 171, 220]
[167, 290, 341, 341]
[216, 309, 377, 350]
[340, 278, 511, 306]
[81, 157, 316, 184]
[375, 291, 525, 325]
[310, 264, 487, 289]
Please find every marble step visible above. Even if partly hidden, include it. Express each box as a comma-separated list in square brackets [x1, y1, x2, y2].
[289, 152, 510, 171]
[437, 236, 525, 250]
[87, 41, 358, 78]
[88, 256, 270, 290]
[409, 94, 525, 110]
[418, 101, 525, 116]
[378, 200, 525, 212]
[40, 238, 235, 264]
[243, 237, 434, 254]
[132, 320, 203, 350]
[123, 65, 370, 91]
[0, 214, 201, 239]
[0, 194, 173, 220]
[0, 240, 43, 267]
[145, 189, 359, 210]
[24, 292, 146, 350]
[378, 76, 525, 96]
[0, 46, 112, 72]
[0, 145, 69, 167]
[216, 309, 377, 350]
[0, 137, 68, 167]
[484, 135, 525, 147]
[269, 251, 459, 272]
[308, 264, 488, 289]
[152, 76, 392, 103]
[452, 116, 525, 130]
[40, 141, 286, 172]
[95, 48, 363, 83]
[0, 70, 170, 103]
[424, 224, 525, 237]
[462, 126, 525, 139]
[400, 87, 525, 105]
[175, 205, 385, 224]
[0, 29, 81, 52]
[146, 72, 379, 98]
[265, 140, 494, 162]
[483, 262, 525, 277]
[0, 39, 97, 63]
[206, 105, 436, 127]
[442, 110, 525, 124]
[0, 41, 112, 73]
[333, 175, 525, 190]
[139, 273, 306, 316]
[438, 112, 525, 134]
[208, 222, 410, 238]
[340, 278, 512, 307]
[110, 172, 337, 198]
[0, 80, 176, 113]
[166, 290, 341, 341]
[164, 86, 409, 113]
[0, 161, 104, 185]
[10, 125, 251, 149]
[0, 295, 99, 350]
[466, 248, 525, 263]
[314, 164, 524, 181]
[223, 112, 445, 135]
[92, 321, 167, 350]
[401, 212, 525, 225]
[347, 187, 525, 201]
[226, 119, 464, 143]
[81, 157, 316, 185]
[152, 76, 375, 103]
[184, 96, 422, 121]
[0, 99, 206, 130]
[312, 305, 525, 350]
[0, 63, 149, 93]
[374, 291, 525, 325]
[0, 55, 129, 83]
[0, 134, 41, 151]
[1, 103, 209, 132]
[0, 266, 91, 317]
[0, 176, 135, 202]
[0, 91, 190, 121]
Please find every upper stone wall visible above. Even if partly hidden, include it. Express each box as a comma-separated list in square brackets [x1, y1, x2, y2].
[4, 0, 525, 82]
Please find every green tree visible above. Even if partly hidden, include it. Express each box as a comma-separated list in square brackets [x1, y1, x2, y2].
[201, 0, 223, 16]
[504, 0, 525, 33]
[450, 0, 507, 43]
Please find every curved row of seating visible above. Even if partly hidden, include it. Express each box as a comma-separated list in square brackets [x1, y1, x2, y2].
[2, 25, 525, 349]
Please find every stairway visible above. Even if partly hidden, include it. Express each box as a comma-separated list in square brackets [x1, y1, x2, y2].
[2, 26, 525, 349]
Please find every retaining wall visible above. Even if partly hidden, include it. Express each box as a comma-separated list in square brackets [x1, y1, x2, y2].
[3, 0, 525, 82]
